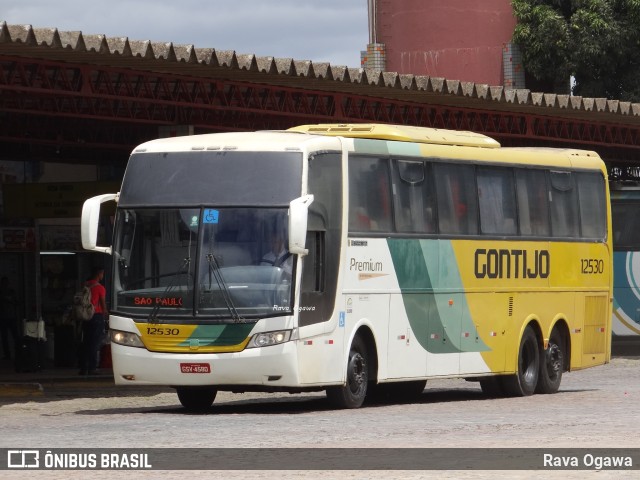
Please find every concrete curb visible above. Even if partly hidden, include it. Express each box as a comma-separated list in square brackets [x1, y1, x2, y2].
[0, 382, 44, 397]
[0, 373, 115, 398]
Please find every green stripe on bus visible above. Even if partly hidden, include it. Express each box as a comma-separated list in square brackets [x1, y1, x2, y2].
[433, 241, 489, 353]
[387, 238, 489, 354]
[179, 323, 254, 347]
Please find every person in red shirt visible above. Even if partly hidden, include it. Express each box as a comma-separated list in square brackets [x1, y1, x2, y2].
[79, 267, 108, 375]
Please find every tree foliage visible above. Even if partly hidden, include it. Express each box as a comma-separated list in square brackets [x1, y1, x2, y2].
[512, 0, 640, 101]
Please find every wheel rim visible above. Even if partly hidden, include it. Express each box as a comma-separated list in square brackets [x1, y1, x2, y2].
[546, 343, 563, 379]
[348, 351, 367, 396]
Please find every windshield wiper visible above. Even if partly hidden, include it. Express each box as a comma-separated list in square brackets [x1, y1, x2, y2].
[205, 253, 244, 323]
[147, 257, 191, 324]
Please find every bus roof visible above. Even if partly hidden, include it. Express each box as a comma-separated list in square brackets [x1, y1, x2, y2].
[132, 130, 341, 153]
[129, 125, 604, 172]
[288, 123, 501, 149]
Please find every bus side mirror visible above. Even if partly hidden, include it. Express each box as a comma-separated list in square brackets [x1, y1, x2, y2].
[81, 193, 119, 254]
[288, 195, 314, 256]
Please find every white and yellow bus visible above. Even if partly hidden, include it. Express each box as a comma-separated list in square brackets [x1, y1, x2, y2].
[82, 124, 612, 410]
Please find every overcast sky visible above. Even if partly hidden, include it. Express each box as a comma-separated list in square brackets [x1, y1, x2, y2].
[3, 0, 370, 67]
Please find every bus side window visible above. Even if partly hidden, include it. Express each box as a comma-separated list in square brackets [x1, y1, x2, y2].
[301, 231, 324, 293]
[348, 157, 392, 232]
[516, 168, 550, 237]
[576, 172, 606, 240]
[477, 166, 517, 235]
[549, 171, 579, 237]
[392, 159, 436, 233]
[434, 163, 478, 235]
[612, 203, 640, 247]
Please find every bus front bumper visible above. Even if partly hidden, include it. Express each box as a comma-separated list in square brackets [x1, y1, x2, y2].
[110, 341, 301, 388]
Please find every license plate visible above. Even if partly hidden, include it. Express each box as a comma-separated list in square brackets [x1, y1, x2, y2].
[180, 363, 211, 374]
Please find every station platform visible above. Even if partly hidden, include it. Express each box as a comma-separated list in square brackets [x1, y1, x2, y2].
[0, 355, 114, 398]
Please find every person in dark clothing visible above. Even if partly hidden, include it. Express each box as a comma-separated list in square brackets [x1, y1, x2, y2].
[260, 233, 292, 275]
[79, 267, 108, 375]
[0, 276, 19, 360]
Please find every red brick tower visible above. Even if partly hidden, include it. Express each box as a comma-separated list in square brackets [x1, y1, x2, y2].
[366, 0, 518, 86]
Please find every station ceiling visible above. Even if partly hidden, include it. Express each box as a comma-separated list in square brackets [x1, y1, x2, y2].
[2, 22, 640, 167]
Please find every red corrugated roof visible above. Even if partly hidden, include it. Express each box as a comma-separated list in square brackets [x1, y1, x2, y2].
[2, 21, 639, 127]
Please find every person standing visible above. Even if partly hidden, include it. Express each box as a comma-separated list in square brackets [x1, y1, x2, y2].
[79, 267, 108, 375]
[0, 276, 19, 360]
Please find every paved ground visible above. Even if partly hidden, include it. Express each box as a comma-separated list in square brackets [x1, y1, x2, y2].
[1, 336, 636, 399]
[1, 356, 639, 479]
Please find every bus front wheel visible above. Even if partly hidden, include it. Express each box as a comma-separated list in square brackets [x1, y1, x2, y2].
[176, 386, 217, 411]
[326, 336, 369, 408]
[535, 329, 564, 394]
[501, 325, 539, 397]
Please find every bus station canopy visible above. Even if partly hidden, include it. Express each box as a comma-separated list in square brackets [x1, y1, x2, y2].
[1, 22, 640, 168]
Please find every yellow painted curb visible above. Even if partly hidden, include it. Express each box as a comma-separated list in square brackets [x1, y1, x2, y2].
[0, 383, 44, 397]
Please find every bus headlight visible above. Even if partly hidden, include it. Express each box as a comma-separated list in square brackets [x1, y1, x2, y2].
[111, 329, 145, 348]
[247, 330, 292, 348]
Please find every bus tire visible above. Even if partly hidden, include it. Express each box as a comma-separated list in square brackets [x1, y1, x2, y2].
[326, 336, 369, 408]
[176, 386, 217, 411]
[501, 325, 539, 397]
[535, 329, 564, 394]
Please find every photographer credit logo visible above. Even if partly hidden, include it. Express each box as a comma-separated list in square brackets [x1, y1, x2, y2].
[4, 449, 152, 470]
[8, 450, 39, 469]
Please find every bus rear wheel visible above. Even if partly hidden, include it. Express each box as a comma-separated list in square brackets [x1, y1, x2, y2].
[501, 325, 539, 396]
[327, 336, 369, 408]
[176, 386, 217, 411]
[535, 329, 564, 394]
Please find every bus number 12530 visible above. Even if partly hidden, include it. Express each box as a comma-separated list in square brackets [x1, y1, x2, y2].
[581, 258, 604, 275]
[147, 327, 180, 336]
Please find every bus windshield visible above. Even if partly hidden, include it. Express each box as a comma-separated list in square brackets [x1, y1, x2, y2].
[112, 207, 293, 321]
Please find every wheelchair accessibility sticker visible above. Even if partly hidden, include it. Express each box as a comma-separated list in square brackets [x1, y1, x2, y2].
[203, 209, 219, 224]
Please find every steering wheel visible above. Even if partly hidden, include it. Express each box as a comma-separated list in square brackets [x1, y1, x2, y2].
[271, 267, 291, 307]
